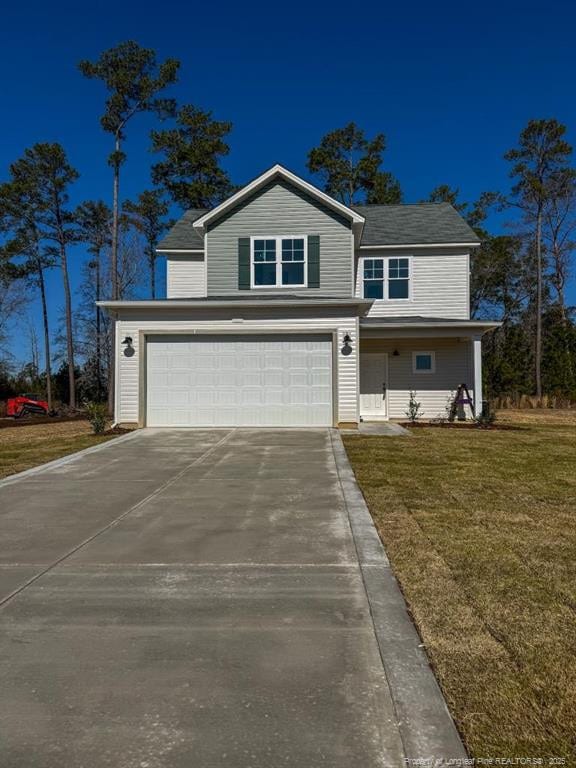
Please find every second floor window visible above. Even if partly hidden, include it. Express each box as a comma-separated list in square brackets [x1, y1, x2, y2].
[252, 237, 307, 287]
[363, 257, 410, 300]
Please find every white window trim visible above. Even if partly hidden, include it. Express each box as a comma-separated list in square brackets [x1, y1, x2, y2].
[250, 235, 308, 289]
[412, 351, 436, 374]
[361, 255, 412, 301]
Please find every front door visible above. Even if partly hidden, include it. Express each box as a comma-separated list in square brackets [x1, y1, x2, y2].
[360, 353, 388, 420]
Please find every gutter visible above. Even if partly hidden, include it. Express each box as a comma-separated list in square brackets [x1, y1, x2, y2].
[97, 298, 373, 310]
[360, 320, 501, 330]
[358, 242, 481, 250]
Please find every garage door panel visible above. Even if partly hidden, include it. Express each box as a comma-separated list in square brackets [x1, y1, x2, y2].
[146, 334, 333, 427]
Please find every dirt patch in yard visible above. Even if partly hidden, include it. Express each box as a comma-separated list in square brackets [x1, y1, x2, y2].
[343, 413, 576, 762]
[399, 420, 520, 430]
[0, 414, 87, 430]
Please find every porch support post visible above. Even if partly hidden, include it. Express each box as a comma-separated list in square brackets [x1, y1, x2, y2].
[472, 335, 483, 417]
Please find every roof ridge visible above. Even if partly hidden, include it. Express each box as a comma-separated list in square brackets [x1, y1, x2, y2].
[352, 202, 450, 209]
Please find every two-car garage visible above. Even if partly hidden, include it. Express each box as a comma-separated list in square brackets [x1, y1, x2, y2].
[145, 334, 334, 427]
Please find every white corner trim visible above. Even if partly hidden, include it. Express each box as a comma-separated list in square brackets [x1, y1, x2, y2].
[192, 164, 365, 231]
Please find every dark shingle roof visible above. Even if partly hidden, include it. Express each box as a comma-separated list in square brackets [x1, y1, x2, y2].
[157, 209, 207, 250]
[352, 202, 480, 246]
[157, 201, 480, 251]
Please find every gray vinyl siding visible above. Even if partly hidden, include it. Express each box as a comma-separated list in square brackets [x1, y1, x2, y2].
[206, 181, 353, 296]
[166, 255, 206, 298]
[355, 248, 470, 320]
[361, 337, 474, 419]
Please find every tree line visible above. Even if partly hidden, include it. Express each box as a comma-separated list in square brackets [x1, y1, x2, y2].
[1, 40, 575, 410]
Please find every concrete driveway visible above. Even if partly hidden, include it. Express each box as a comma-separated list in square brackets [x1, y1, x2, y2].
[0, 429, 464, 767]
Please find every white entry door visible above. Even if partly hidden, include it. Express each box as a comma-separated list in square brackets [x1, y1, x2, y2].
[146, 334, 333, 427]
[360, 353, 388, 420]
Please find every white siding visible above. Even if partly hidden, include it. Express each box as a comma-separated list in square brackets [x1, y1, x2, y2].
[167, 255, 206, 298]
[115, 307, 359, 426]
[361, 338, 473, 419]
[355, 249, 470, 319]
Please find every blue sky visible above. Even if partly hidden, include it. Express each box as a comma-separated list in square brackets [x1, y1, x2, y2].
[2, 0, 575, 363]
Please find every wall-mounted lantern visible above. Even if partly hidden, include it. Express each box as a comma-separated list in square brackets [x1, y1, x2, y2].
[122, 336, 135, 357]
[393, 348, 400, 357]
[341, 333, 353, 356]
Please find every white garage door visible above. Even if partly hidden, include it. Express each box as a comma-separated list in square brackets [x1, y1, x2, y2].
[146, 334, 333, 427]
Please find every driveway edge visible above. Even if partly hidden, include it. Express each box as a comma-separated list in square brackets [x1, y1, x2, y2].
[330, 429, 468, 763]
[0, 429, 142, 489]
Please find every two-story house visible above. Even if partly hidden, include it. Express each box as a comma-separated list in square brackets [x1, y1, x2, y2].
[100, 165, 498, 428]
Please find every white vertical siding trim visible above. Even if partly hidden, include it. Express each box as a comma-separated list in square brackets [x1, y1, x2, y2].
[113, 317, 120, 424]
[360, 338, 473, 419]
[354, 248, 471, 319]
[166, 255, 207, 298]
[116, 311, 359, 425]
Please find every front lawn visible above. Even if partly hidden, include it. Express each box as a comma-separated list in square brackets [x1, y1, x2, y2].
[343, 410, 576, 762]
[0, 420, 121, 479]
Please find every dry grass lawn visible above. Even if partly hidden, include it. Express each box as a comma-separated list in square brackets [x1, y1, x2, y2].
[343, 410, 576, 762]
[0, 420, 120, 479]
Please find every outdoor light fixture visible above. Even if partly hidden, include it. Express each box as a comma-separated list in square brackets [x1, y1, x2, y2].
[393, 349, 400, 356]
[121, 336, 135, 357]
[341, 333, 353, 356]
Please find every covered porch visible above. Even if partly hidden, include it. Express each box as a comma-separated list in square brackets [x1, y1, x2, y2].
[358, 318, 500, 421]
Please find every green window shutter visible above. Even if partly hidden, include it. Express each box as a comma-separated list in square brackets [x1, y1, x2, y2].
[308, 235, 320, 288]
[238, 237, 250, 290]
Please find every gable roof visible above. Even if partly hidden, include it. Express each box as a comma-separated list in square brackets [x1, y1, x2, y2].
[353, 203, 480, 246]
[157, 209, 206, 251]
[192, 164, 365, 236]
[157, 177, 480, 253]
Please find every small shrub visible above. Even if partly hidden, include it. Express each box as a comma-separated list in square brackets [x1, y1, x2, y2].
[405, 390, 423, 423]
[85, 402, 108, 434]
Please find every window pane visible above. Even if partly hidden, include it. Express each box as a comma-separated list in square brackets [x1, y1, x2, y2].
[254, 240, 276, 263]
[364, 280, 384, 299]
[415, 354, 432, 371]
[398, 258, 409, 278]
[282, 262, 304, 285]
[389, 279, 409, 299]
[365, 259, 384, 279]
[255, 263, 276, 285]
[282, 239, 305, 263]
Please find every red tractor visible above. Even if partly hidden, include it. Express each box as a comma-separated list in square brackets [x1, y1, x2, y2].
[6, 394, 51, 419]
